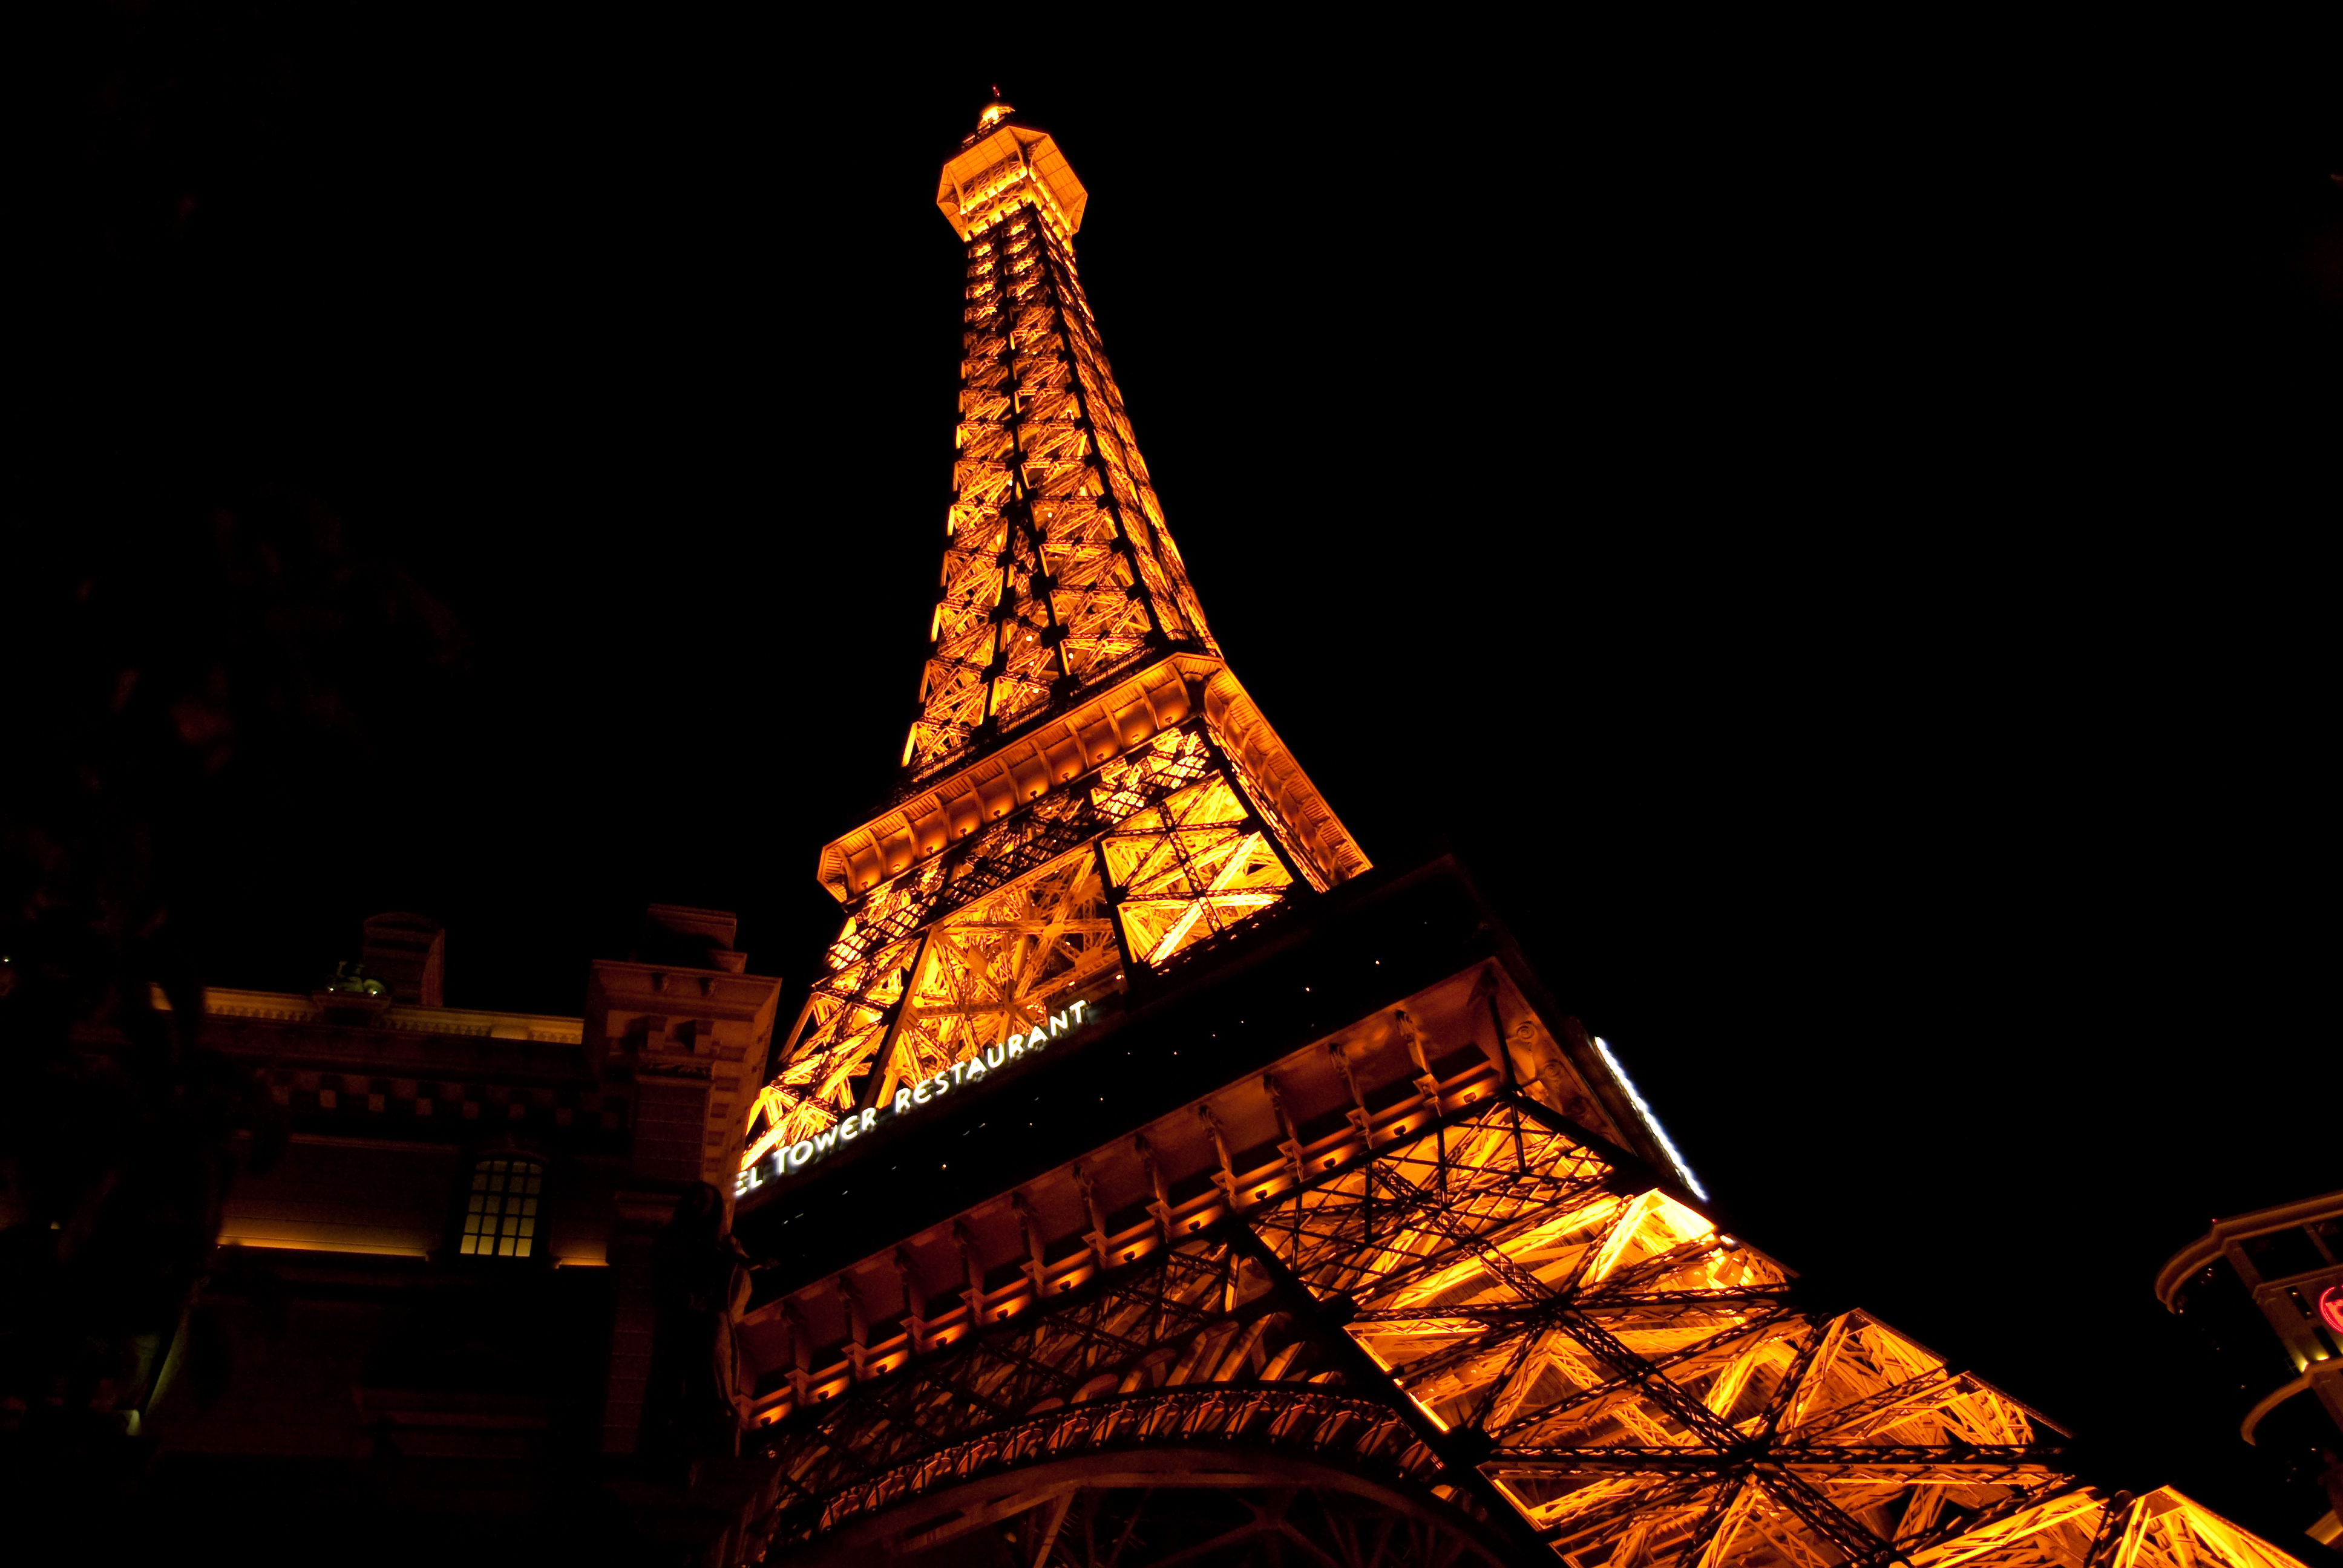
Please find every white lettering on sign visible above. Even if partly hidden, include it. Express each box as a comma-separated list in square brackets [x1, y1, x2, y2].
[736, 999, 1088, 1197]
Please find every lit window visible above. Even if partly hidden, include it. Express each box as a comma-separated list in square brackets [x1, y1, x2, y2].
[460, 1157, 543, 1258]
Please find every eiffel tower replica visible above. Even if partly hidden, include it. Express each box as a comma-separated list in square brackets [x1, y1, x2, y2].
[721, 100, 2305, 1568]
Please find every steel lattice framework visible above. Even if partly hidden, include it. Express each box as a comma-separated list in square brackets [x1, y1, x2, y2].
[914, 179, 1213, 777]
[756, 1092, 2304, 1568]
[727, 101, 2309, 1568]
[744, 105, 1366, 1163]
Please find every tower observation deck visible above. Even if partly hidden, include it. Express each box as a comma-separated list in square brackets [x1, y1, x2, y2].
[718, 103, 2310, 1568]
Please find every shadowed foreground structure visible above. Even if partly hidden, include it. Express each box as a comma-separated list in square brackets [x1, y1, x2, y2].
[2157, 1196, 2343, 1548]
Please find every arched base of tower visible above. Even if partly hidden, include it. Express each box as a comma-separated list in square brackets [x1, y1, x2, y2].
[790, 1445, 1513, 1567]
[739, 863, 2313, 1568]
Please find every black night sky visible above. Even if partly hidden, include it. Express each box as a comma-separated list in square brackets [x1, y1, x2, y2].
[10, 12, 2338, 1549]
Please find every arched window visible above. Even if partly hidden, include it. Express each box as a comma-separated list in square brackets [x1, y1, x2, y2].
[459, 1157, 543, 1257]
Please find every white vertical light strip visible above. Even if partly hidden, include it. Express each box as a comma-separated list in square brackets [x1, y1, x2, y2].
[1594, 1036, 1708, 1200]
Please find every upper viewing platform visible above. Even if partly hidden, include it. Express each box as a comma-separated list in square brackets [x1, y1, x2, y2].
[935, 100, 1088, 240]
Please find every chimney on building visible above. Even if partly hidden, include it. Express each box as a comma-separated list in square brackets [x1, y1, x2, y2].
[361, 912, 447, 1006]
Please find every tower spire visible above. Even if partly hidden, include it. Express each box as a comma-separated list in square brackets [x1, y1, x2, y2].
[743, 108, 1365, 1166]
[915, 108, 1212, 779]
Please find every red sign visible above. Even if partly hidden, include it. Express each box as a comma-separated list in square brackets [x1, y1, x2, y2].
[2319, 1286, 2343, 1336]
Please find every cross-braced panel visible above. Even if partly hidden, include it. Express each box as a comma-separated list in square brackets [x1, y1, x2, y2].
[1098, 769, 1297, 968]
[756, 1096, 2309, 1568]
[749, 730, 1230, 1159]
[749, 847, 1110, 1158]
[882, 846, 1121, 1099]
[750, 725, 1320, 1163]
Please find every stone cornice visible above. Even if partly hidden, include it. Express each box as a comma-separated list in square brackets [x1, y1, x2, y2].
[160, 985, 585, 1045]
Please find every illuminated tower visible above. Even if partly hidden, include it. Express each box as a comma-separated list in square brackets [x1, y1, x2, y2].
[744, 100, 1368, 1169]
[724, 103, 2310, 1568]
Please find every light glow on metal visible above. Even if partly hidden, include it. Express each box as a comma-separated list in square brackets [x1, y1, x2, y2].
[741, 132, 1371, 1164]
[739, 1002, 1089, 1192]
[1594, 1034, 1707, 1200]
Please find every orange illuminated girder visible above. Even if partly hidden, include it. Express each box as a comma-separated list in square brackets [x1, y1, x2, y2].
[754, 1093, 2309, 1568]
[747, 171, 1360, 1161]
[735, 105, 2312, 1568]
